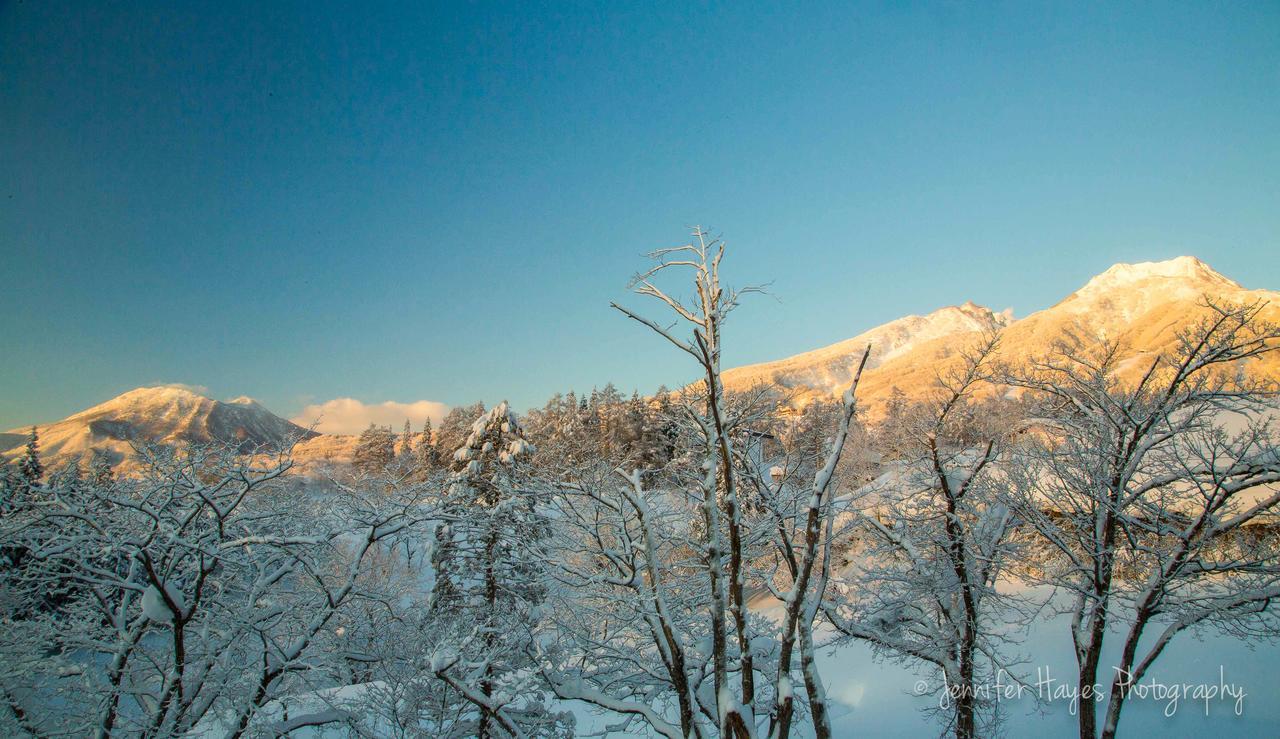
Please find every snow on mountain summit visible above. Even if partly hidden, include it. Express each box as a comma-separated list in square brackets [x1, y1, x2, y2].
[720, 301, 1014, 398]
[1079, 256, 1240, 292]
[721, 255, 1278, 413]
[1047, 256, 1261, 324]
[4, 385, 317, 469]
[64, 385, 210, 423]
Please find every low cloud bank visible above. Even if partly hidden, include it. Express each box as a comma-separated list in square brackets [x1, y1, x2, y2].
[291, 398, 449, 435]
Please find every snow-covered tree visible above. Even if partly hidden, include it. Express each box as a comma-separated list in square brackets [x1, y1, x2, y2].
[16, 427, 42, 488]
[1002, 299, 1280, 739]
[416, 417, 442, 470]
[87, 448, 115, 487]
[733, 375, 869, 739]
[434, 402, 486, 463]
[542, 229, 868, 739]
[0, 464, 16, 514]
[401, 419, 416, 459]
[824, 336, 1024, 739]
[353, 423, 397, 475]
[428, 402, 568, 738]
[0, 441, 434, 737]
[543, 459, 720, 739]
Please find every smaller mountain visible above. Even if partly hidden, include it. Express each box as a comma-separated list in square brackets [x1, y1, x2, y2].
[2, 386, 318, 469]
[721, 301, 1014, 400]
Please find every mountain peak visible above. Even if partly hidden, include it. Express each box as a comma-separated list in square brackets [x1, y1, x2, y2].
[1048, 256, 1247, 321]
[950, 300, 1012, 323]
[4, 385, 316, 468]
[1080, 256, 1240, 294]
[713, 254, 1278, 416]
[65, 385, 213, 421]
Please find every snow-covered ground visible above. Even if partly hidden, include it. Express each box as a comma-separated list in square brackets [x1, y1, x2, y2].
[196, 588, 1279, 738]
[563, 588, 1280, 738]
[815, 604, 1279, 737]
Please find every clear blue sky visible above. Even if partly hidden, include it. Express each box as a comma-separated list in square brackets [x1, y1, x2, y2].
[2, 1, 1278, 430]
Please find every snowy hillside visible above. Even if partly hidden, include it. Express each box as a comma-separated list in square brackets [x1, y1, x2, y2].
[723, 256, 1280, 413]
[721, 301, 1014, 397]
[1, 385, 318, 468]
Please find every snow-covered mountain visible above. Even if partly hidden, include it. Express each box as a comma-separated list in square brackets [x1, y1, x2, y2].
[722, 256, 1280, 413]
[721, 301, 1014, 398]
[1, 386, 319, 468]
[1054, 255, 1242, 319]
[7, 256, 1275, 471]
[988, 255, 1279, 364]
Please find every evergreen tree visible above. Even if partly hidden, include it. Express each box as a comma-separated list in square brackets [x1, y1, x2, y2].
[17, 427, 42, 487]
[429, 402, 557, 736]
[434, 402, 485, 460]
[415, 417, 441, 470]
[618, 391, 649, 460]
[0, 463, 16, 514]
[400, 419, 415, 459]
[352, 424, 396, 474]
[652, 386, 679, 462]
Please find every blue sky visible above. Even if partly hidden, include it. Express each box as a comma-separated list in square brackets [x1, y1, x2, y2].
[2, 1, 1278, 430]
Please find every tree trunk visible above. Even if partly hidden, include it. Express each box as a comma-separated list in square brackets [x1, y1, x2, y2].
[1100, 608, 1156, 739]
[955, 641, 976, 739]
[799, 624, 831, 739]
[479, 521, 500, 739]
[1076, 602, 1108, 739]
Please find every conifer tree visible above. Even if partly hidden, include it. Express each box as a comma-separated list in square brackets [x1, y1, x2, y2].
[428, 402, 559, 737]
[652, 385, 679, 462]
[353, 424, 396, 474]
[434, 402, 485, 461]
[0, 463, 16, 514]
[400, 419, 415, 459]
[17, 427, 42, 487]
[415, 417, 441, 470]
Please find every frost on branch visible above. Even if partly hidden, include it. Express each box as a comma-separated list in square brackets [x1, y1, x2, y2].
[0, 441, 432, 737]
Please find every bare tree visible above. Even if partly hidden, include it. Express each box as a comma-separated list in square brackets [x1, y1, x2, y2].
[0, 441, 433, 738]
[823, 335, 1024, 739]
[540, 229, 867, 739]
[541, 460, 716, 739]
[1002, 299, 1280, 739]
[609, 228, 763, 738]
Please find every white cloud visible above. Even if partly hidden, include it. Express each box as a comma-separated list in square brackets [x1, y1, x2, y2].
[291, 398, 449, 436]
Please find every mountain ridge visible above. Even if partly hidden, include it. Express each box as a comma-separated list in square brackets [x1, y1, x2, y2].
[6, 255, 1276, 470]
[721, 255, 1280, 411]
[721, 300, 1014, 398]
[2, 385, 318, 470]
